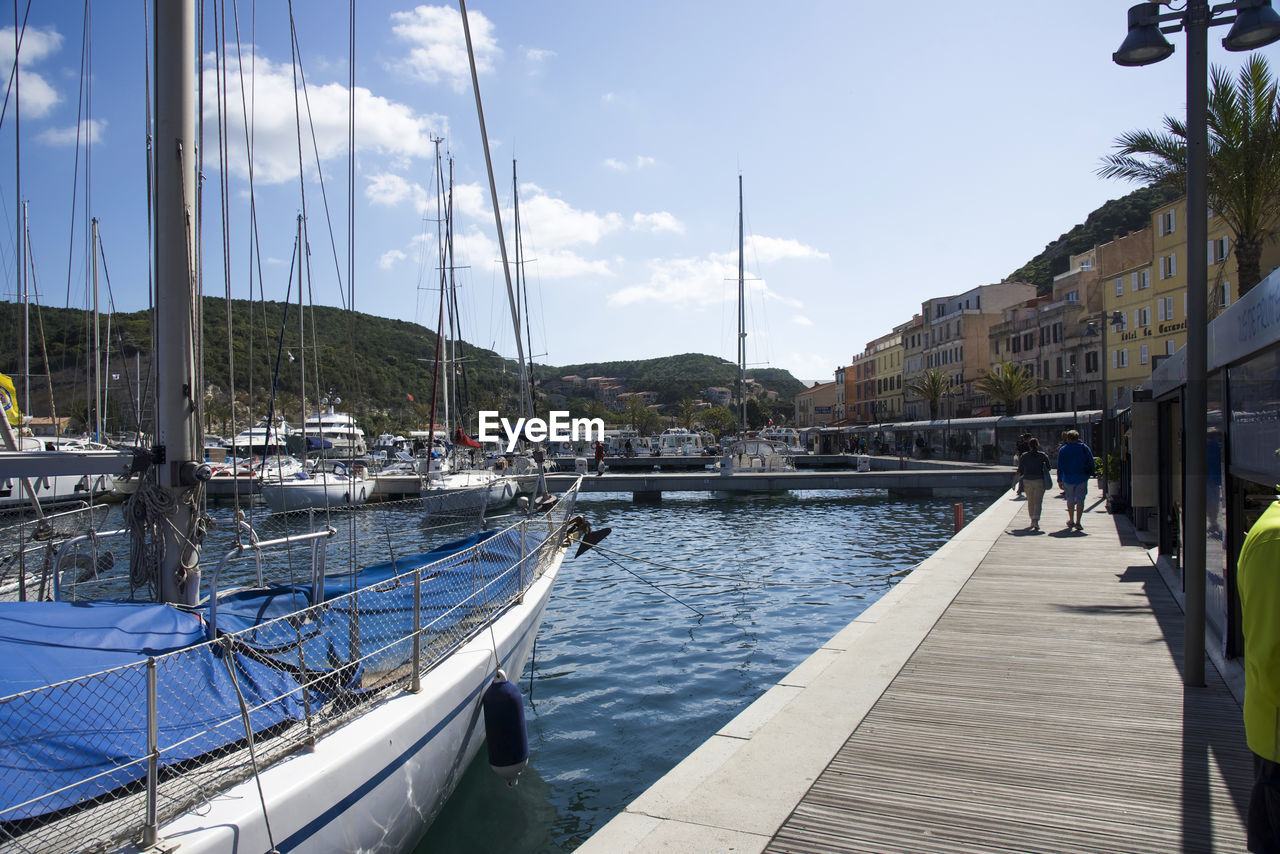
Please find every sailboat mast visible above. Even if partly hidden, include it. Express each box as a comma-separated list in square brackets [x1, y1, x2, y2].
[92, 218, 102, 440]
[21, 202, 29, 413]
[298, 214, 307, 467]
[737, 175, 746, 429]
[458, 0, 532, 418]
[152, 0, 201, 604]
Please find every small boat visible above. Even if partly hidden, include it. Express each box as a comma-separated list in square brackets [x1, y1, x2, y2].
[422, 467, 518, 517]
[720, 437, 796, 473]
[260, 459, 370, 512]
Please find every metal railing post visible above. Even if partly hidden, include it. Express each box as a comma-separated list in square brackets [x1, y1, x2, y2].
[411, 567, 422, 693]
[142, 656, 159, 848]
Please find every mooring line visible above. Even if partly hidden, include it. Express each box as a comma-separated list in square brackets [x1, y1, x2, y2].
[587, 543, 914, 588]
[593, 548, 705, 617]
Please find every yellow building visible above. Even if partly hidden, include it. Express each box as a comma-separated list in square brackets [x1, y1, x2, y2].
[872, 322, 910, 420]
[1102, 198, 1280, 405]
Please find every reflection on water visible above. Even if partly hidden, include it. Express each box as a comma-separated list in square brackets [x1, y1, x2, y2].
[417, 488, 1000, 853]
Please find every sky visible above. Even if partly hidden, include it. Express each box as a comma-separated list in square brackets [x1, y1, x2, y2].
[0, 1, 1270, 386]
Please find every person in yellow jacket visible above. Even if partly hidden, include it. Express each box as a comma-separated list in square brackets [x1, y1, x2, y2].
[1240, 498, 1280, 853]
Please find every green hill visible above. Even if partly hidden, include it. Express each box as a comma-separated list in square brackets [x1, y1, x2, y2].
[1007, 184, 1181, 292]
[0, 299, 804, 436]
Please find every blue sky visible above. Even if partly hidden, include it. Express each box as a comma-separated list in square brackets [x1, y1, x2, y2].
[0, 2, 1263, 384]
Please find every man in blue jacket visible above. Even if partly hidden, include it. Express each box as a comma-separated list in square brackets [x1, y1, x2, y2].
[1055, 430, 1094, 531]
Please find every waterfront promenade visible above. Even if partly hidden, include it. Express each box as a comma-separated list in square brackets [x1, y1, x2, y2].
[579, 489, 1251, 852]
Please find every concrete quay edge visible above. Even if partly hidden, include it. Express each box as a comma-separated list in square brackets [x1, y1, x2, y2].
[575, 489, 1023, 853]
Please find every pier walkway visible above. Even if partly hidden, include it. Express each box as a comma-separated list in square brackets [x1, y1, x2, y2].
[579, 489, 1251, 852]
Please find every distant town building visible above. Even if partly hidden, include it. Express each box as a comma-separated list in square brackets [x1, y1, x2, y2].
[794, 380, 840, 428]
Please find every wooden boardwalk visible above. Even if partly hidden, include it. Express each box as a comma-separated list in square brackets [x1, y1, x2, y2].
[766, 500, 1251, 853]
[580, 493, 1252, 854]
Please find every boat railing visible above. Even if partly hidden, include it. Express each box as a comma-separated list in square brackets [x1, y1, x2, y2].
[0, 478, 582, 853]
[51, 528, 130, 601]
[205, 525, 338, 641]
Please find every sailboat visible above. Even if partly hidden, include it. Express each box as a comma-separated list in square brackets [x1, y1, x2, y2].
[0, 4, 591, 852]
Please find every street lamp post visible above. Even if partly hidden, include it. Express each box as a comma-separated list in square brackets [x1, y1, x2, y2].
[1113, 0, 1280, 687]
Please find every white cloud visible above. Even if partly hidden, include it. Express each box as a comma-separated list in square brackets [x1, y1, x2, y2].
[747, 235, 830, 263]
[602, 92, 616, 104]
[451, 182, 489, 219]
[791, 314, 813, 326]
[379, 249, 408, 270]
[632, 211, 684, 234]
[202, 49, 443, 184]
[38, 119, 106, 146]
[366, 172, 429, 213]
[0, 26, 62, 118]
[513, 183, 622, 249]
[525, 47, 555, 64]
[609, 256, 727, 307]
[603, 154, 656, 173]
[389, 5, 500, 94]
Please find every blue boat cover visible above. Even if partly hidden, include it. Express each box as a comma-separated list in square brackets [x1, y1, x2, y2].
[0, 526, 551, 822]
[0, 601, 303, 821]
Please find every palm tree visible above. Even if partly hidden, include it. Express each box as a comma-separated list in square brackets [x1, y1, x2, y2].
[1098, 55, 1280, 296]
[904, 369, 951, 421]
[975, 361, 1043, 415]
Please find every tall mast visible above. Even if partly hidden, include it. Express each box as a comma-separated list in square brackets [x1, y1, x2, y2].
[297, 214, 307, 467]
[152, 0, 200, 604]
[21, 202, 29, 413]
[737, 175, 746, 429]
[459, 0, 532, 418]
[92, 218, 102, 440]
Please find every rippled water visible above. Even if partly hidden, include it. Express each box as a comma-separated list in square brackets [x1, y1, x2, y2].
[416, 487, 1001, 853]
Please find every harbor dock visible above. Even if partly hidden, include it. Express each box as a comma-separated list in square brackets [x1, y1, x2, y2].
[579, 489, 1249, 852]
[543, 467, 1009, 498]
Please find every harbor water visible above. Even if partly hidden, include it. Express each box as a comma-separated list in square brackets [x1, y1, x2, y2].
[415, 486, 1002, 853]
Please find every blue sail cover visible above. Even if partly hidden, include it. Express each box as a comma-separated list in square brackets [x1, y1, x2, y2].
[213, 528, 547, 681]
[0, 526, 552, 822]
[0, 601, 304, 820]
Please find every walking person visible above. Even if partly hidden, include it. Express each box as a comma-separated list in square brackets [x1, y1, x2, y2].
[1016, 437, 1051, 531]
[1055, 430, 1095, 531]
[1013, 433, 1031, 498]
[594, 441, 606, 476]
[1239, 497, 1280, 853]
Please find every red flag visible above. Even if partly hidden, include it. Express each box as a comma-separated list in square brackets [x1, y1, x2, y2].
[454, 428, 482, 449]
[405, 393, 415, 402]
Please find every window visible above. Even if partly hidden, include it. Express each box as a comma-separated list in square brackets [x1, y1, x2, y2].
[1067, 290, 1078, 302]
[1211, 236, 1229, 263]
[1115, 349, 1129, 368]
[1166, 340, 1176, 356]
[1056, 356, 1064, 378]
[1115, 277, 1124, 297]
[1085, 351, 1099, 373]
[1160, 253, 1177, 279]
[1137, 306, 1151, 327]
[1139, 269, 1150, 289]
[1158, 297, 1174, 322]
[1043, 359, 1050, 378]
[1053, 323, 1062, 343]
[1023, 333, 1034, 350]
[1159, 210, 1175, 236]
[1220, 282, 1232, 308]
[1140, 344, 1149, 365]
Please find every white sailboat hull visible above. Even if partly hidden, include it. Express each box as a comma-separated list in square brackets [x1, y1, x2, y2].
[260, 474, 369, 512]
[152, 551, 564, 853]
[422, 472, 517, 516]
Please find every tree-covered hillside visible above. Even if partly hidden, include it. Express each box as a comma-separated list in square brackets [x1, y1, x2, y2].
[0, 299, 805, 434]
[1007, 184, 1181, 292]
[553, 353, 806, 404]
